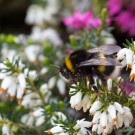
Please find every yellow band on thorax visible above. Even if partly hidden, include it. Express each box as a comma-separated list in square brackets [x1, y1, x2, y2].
[97, 66, 106, 72]
[65, 55, 75, 72]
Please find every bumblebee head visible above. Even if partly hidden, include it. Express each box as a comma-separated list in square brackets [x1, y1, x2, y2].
[60, 64, 70, 79]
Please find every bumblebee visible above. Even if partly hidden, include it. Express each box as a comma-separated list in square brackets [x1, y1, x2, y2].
[60, 45, 121, 91]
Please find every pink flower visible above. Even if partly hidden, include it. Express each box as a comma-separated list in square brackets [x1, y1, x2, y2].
[106, 0, 123, 16]
[120, 80, 132, 94]
[63, 11, 101, 30]
[115, 11, 135, 36]
[106, 0, 135, 36]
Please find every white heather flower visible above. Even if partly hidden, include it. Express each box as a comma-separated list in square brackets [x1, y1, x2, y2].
[92, 123, 98, 133]
[21, 92, 42, 108]
[92, 111, 101, 124]
[18, 73, 27, 93]
[74, 119, 91, 135]
[32, 108, 45, 126]
[25, 45, 41, 63]
[107, 104, 117, 122]
[7, 78, 17, 100]
[40, 67, 48, 75]
[35, 115, 45, 126]
[21, 113, 35, 126]
[114, 102, 124, 115]
[28, 70, 38, 81]
[100, 112, 107, 129]
[45, 125, 64, 134]
[56, 78, 66, 95]
[126, 49, 134, 69]
[25, 5, 45, 25]
[51, 112, 67, 125]
[40, 83, 49, 94]
[33, 108, 44, 117]
[2, 125, 10, 135]
[123, 115, 130, 128]
[117, 48, 128, 60]
[48, 77, 56, 89]
[70, 91, 82, 110]
[123, 106, 133, 124]
[116, 112, 124, 128]
[0, 59, 27, 103]
[117, 48, 135, 69]
[130, 64, 135, 80]
[21, 111, 45, 127]
[43, 3, 60, 25]
[1, 46, 16, 61]
[89, 100, 102, 115]
[30, 27, 62, 46]
[0, 76, 12, 92]
[107, 79, 112, 91]
[97, 123, 103, 135]
[81, 94, 91, 112]
[16, 85, 24, 104]
[90, 102, 133, 134]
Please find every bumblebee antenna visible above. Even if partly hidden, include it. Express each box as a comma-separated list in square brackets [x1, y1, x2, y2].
[46, 64, 60, 82]
[50, 64, 60, 69]
[46, 70, 60, 82]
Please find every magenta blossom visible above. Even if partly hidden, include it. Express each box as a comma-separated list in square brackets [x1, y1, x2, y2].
[106, 0, 123, 16]
[63, 11, 101, 30]
[115, 11, 135, 36]
[120, 80, 132, 94]
[106, 0, 135, 36]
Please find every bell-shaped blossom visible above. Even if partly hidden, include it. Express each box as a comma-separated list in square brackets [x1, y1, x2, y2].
[117, 48, 134, 69]
[89, 100, 102, 115]
[56, 78, 66, 95]
[45, 125, 64, 134]
[51, 112, 67, 125]
[90, 101, 133, 134]
[18, 73, 27, 93]
[32, 108, 45, 126]
[2, 125, 10, 135]
[21, 92, 42, 108]
[74, 119, 92, 135]
[21, 113, 35, 126]
[117, 47, 135, 81]
[130, 64, 135, 81]
[25, 45, 41, 63]
[25, 5, 45, 25]
[0, 59, 34, 104]
[70, 91, 82, 110]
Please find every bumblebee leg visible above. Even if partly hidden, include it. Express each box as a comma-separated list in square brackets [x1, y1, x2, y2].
[72, 78, 77, 84]
[87, 74, 98, 93]
[93, 68, 107, 85]
[69, 73, 77, 84]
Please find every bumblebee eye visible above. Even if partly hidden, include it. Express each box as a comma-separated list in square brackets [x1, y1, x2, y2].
[60, 67, 69, 79]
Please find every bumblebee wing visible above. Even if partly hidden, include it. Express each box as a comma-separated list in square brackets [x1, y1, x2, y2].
[87, 45, 121, 55]
[78, 58, 122, 67]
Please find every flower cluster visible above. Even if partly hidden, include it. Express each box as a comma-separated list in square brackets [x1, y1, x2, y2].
[90, 101, 133, 134]
[46, 118, 91, 135]
[106, 0, 135, 36]
[25, 0, 60, 25]
[21, 108, 45, 127]
[0, 57, 39, 104]
[63, 10, 101, 30]
[69, 84, 93, 112]
[117, 43, 135, 81]
[30, 27, 63, 46]
[0, 59, 27, 103]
